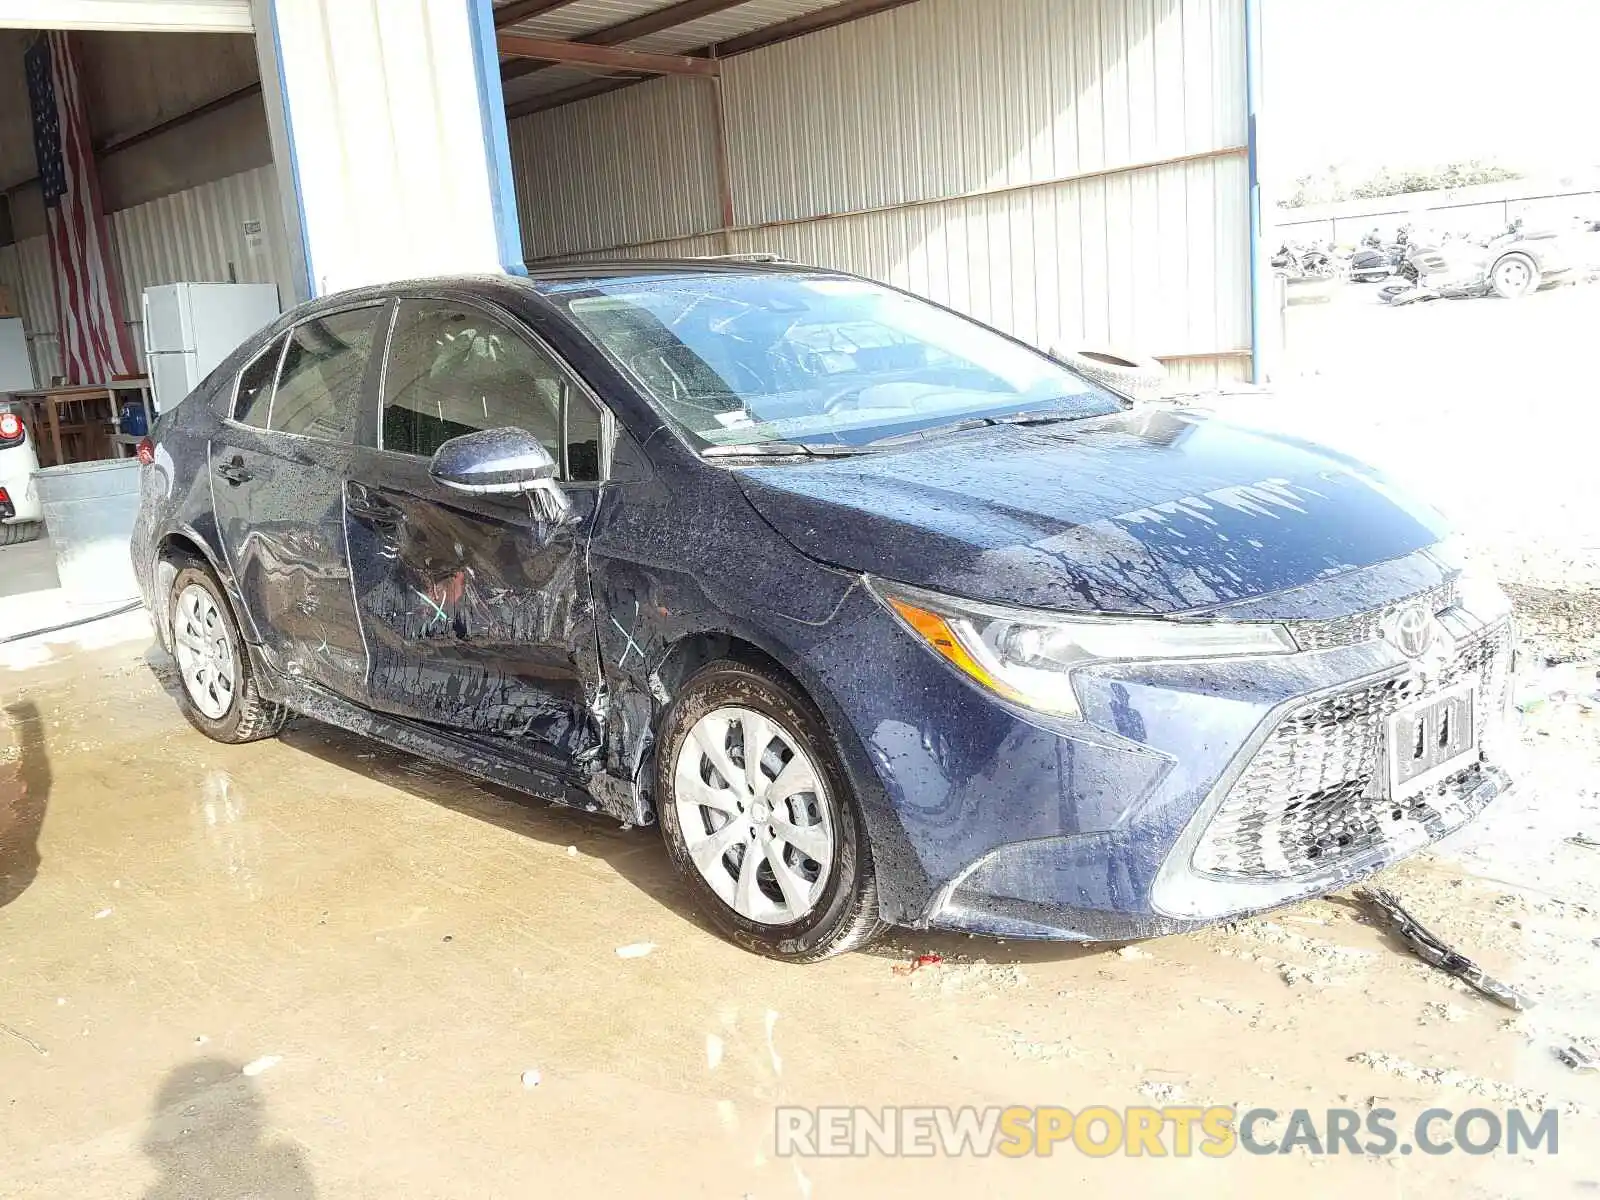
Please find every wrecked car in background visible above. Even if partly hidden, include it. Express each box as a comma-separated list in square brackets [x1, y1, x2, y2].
[131, 262, 1517, 961]
[1384, 225, 1573, 303]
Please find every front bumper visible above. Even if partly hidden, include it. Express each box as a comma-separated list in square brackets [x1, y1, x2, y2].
[809, 558, 1516, 940]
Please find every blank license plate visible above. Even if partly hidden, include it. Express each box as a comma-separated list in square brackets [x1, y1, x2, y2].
[1387, 683, 1476, 798]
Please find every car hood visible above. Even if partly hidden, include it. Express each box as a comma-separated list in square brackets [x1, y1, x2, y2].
[733, 408, 1450, 615]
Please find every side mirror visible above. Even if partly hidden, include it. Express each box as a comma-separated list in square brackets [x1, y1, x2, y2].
[429, 427, 571, 520]
[1048, 344, 1167, 402]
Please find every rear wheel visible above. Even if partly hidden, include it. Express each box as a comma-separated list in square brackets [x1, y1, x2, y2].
[656, 660, 886, 961]
[1491, 253, 1540, 299]
[0, 521, 41, 546]
[168, 563, 288, 743]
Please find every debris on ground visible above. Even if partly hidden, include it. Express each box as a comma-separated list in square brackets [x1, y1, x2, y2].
[0, 1022, 48, 1056]
[565, 846, 578, 857]
[614, 942, 655, 959]
[241, 1055, 281, 1077]
[1515, 661, 1600, 714]
[520, 1068, 542, 1088]
[1566, 835, 1600, 851]
[1355, 886, 1534, 1011]
[1138, 1080, 1185, 1102]
[1348, 1051, 1588, 1115]
[1418, 1001, 1468, 1026]
[1116, 945, 1151, 960]
[1556, 1043, 1598, 1072]
[892, 953, 944, 975]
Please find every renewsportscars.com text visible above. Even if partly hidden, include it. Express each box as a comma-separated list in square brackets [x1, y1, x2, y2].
[774, 1105, 1561, 1158]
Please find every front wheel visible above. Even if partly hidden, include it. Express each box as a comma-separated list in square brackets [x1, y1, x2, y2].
[655, 660, 886, 961]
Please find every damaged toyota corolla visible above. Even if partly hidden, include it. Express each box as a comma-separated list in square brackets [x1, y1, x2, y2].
[132, 262, 1516, 961]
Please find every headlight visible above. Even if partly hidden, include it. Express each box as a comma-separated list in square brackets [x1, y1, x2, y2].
[1429, 534, 1512, 622]
[867, 577, 1297, 719]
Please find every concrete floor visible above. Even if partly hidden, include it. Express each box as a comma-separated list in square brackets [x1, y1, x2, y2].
[0, 530, 59, 599]
[4, 286, 1600, 1197]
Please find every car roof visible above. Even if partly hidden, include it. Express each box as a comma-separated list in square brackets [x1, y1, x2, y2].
[286, 259, 834, 318]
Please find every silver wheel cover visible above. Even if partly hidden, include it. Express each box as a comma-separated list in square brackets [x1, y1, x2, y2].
[1496, 259, 1531, 293]
[173, 583, 237, 721]
[673, 706, 835, 925]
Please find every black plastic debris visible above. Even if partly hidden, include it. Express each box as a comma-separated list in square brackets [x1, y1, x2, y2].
[1355, 885, 1534, 1011]
[1556, 1044, 1598, 1072]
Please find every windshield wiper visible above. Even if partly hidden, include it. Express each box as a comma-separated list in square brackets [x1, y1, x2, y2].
[701, 441, 868, 459]
[865, 407, 1082, 449]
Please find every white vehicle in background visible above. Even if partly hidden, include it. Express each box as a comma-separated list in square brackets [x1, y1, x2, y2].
[0, 405, 43, 545]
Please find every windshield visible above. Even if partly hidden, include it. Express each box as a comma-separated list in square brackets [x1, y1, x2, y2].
[538, 272, 1120, 450]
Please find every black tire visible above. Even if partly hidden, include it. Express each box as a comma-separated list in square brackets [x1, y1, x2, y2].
[167, 562, 289, 744]
[655, 659, 887, 962]
[1050, 346, 1167, 399]
[0, 521, 41, 546]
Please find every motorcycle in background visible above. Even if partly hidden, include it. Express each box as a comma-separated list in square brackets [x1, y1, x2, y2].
[1381, 224, 1571, 304]
[1271, 242, 1335, 279]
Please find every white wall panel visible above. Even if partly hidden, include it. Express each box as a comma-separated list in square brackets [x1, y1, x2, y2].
[555, 155, 1248, 362]
[721, 0, 1245, 225]
[510, 0, 1252, 382]
[510, 75, 720, 260]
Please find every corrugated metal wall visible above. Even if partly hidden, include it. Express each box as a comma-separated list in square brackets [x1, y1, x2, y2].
[508, 0, 1252, 387]
[0, 164, 296, 383]
[512, 75, 722, 261]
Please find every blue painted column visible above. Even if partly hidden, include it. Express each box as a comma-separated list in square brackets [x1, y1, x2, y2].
[252, 0, 524, 301]
[1244, 0, 1266, 384]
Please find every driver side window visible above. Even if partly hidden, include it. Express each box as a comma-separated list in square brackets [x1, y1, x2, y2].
[380, 300, 597, 478]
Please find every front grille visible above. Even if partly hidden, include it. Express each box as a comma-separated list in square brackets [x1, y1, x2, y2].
[1192, 617, 1513, 879]
[1287, 579, 1459, 651]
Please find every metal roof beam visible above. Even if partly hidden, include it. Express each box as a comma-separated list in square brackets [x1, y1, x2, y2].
[501, 0, 746, 84]
[492, 0, 585, 29]
[504, 0, 921, 118]
[496, 32, 719, 77]
[712, 0, 917, 56]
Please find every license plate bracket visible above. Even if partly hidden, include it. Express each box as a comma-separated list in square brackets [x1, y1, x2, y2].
[1386, 682, 1477, 799]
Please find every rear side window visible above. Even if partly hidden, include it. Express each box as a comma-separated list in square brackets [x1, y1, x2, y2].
[233, 336, 284, 428]
[380, 300, 574, 470]
[267, 306, 383, 442]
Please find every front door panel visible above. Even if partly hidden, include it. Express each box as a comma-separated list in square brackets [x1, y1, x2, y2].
[344, 450, 600, 758]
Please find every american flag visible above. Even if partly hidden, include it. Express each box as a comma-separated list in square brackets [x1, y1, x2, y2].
[24, 32, 135, 385]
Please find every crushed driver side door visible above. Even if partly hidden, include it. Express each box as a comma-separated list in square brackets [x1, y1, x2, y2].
[342, 296, 609, 765]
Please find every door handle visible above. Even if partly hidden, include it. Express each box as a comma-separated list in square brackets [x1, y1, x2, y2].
[347, 491, 401, 527]
[215, 455, 253, 486]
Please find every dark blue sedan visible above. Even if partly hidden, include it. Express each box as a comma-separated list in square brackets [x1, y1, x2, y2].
[131, 262, 1516, 961]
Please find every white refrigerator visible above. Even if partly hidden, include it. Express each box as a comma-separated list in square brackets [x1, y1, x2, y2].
[143, 282, 281, 412]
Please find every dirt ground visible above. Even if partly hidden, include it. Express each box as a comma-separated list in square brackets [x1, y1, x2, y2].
[4, 284, 1600, 1198]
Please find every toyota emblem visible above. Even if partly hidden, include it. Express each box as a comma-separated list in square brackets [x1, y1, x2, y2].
[1387, 604, 1434, 659]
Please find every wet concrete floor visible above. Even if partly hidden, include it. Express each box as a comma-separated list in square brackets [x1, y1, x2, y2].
[3, 622, 1598, 1198]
